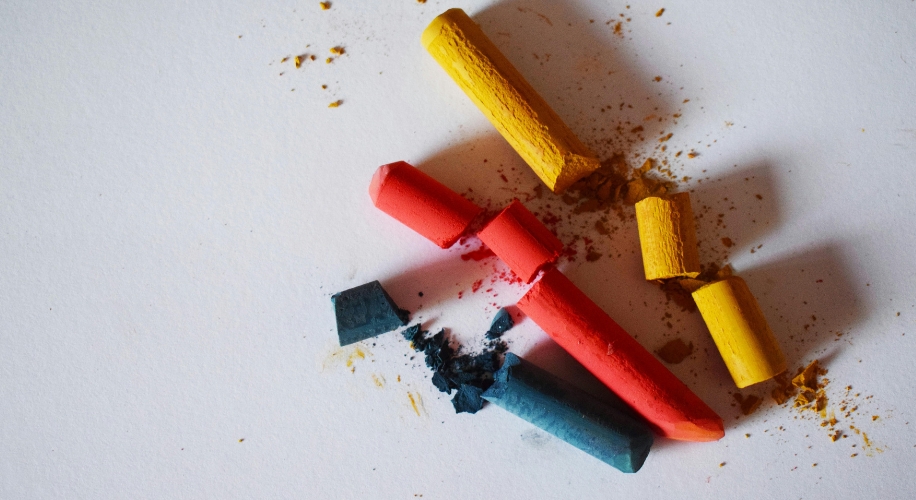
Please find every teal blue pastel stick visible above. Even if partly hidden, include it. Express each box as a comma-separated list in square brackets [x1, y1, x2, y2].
[482, 353, 653, 472]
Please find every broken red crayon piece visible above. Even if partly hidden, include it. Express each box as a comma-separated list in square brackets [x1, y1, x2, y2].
[369, 161, 483, 248]
[477, 200, 564, 283]
[517, 268, 725, 442]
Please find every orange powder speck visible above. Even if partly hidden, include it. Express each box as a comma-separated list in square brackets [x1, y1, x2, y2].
[320, 2, 330, 10]
[656, 8, 665, 17]
[328, 100, 342, 108]
[687, 151, 699, 159]
[654, 76, 663, 82]
[408, 393, 421, 416]
[330, 46, 345, 56]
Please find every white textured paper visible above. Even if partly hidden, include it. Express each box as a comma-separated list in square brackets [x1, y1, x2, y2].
[2, 1, 915, 498]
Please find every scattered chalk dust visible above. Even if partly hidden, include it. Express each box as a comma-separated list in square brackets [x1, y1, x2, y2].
[323, 344, 371, 373]
[733, 360, 887, 457]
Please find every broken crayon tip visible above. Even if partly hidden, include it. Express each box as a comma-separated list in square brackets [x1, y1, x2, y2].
[370, 161, 483, 248]
[485, 307, 514, 340]
[635, 192, 701, 280]
[333, 280, 409, 346]
[692, 275, 787, 388]
[477, 200, 564, 283]
[452, 384, 485, 414]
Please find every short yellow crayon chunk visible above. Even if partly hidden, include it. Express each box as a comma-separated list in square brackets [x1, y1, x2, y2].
[692, 276, 787, 388]
[635, 192, 701, 280]
[421, 8, 600, 193]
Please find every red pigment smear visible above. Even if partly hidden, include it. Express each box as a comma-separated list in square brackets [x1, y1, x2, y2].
[472, 279, 484, 293]
[461, 248, 496, 261]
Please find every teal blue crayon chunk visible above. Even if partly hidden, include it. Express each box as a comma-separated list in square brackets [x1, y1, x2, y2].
[333, 281, 409, 346]
[482, 353, 653, 472]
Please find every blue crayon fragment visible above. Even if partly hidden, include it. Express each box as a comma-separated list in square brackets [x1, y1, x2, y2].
[485, 308, 514, 339]
[482, 353, 654, 473]
[451, 384, 485, 414]
[333, 281, 409, 346]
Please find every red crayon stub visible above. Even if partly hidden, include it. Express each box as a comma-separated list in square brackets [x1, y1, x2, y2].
[477, 200, 564, 283]
[517, 268, 725, 442]
[369, 161, 483, 248]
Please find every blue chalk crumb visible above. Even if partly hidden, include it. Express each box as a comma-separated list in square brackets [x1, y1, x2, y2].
[485, 308, 514, 340]
[333, 281, 409, 346]
[451, 384, 484, 414]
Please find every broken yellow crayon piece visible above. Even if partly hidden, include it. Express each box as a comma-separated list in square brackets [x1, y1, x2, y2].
[635, 192, 701, 280]
[421, 8, 600, 193]
[692, 276, 787, 388]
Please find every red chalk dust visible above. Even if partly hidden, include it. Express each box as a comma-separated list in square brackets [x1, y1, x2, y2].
[517, 268, 724, 442]
[461, 247, 496, 261]
[370, 161, 483, 249]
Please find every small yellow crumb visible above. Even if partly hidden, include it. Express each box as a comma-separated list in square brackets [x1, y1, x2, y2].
[280, 56, 290, 63]
[417, 0, 427, 3]
[320, 2, 330, 10]
[851, 453, 858, 457]
[745, 433, 750, 438]
[321, 84, 328, 89]
[326, 57, 333, 64]
[238, 438, 245, 443]
[656, 8, 665, 17]
[687, 151, 699, 159]
[872, 415, 879, 421]
[328, 100, 342, 108]
[719, 462, 725, 467]
[330, 46, 345, 56]
[294, 56, 302, 68]
[812, 463, 817, 467]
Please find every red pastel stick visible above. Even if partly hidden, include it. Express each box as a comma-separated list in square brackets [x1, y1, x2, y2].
[517, 268, 725, 442]
[369, 161, 483, 248]
[477, 200, 564, 283]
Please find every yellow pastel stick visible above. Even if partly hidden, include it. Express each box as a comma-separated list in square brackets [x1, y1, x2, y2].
[422, 8, 601, 193]
[692, 276, 787, 388]
[635, 192, 701, 280]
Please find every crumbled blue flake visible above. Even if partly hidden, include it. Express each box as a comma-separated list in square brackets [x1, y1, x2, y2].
[431, 371, 452, 394]
[451, 384, 485, 414]
[485, 308, 514, 340]
[402, 324, 422, 343]
[333, 281, 410, 346]
[404, 325, 508, 414]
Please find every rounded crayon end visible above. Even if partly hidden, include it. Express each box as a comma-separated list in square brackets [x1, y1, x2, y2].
[368, 163, 394, 206]
[661, 417, 725, 442]
[421, 8, 467, 50]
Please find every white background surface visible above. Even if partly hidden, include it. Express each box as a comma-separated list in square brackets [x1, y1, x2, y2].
[3, 0, 916, 498]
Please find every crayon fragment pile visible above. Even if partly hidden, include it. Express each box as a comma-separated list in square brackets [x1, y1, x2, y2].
[332, 8, 786, 473]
